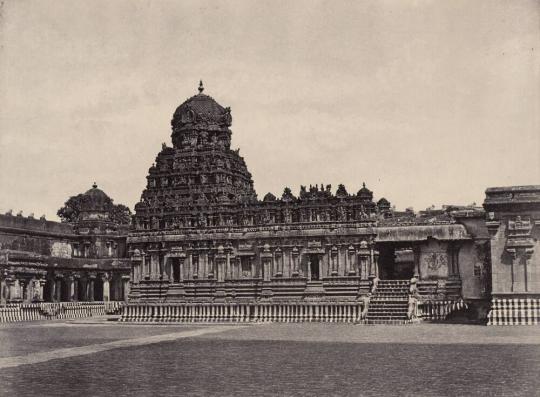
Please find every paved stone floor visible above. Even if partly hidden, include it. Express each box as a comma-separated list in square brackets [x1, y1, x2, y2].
[1, 318, 539, 396]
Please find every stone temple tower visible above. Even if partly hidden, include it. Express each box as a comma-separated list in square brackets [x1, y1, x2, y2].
[133, 82, 257, 230]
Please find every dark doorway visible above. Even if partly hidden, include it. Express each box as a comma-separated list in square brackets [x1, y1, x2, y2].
[61, 278, 70, 301]
[172, 258, 181, 283]
[94, 278, 103, 301]
[377, 244, 415, 280]
[43, 279, 53, 302]
[310, 254, 320, 280]
[77, 279, 86, 301]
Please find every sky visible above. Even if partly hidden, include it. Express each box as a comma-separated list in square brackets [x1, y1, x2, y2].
[0, 0, 539, 220]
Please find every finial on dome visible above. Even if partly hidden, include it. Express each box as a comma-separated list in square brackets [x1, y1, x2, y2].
[198, 80, 204, 94]
[92, 182, 97, 189]
[362, 182, 366, 188]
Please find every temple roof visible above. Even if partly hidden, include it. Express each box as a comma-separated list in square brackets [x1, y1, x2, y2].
[171, 81, 231, 130]
[80, 183, 113, 213]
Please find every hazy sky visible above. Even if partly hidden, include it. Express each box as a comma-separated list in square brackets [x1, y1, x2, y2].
[1, 0, 539, 220]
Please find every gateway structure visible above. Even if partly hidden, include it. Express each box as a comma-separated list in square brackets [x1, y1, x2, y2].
[125, 83, 529, 324]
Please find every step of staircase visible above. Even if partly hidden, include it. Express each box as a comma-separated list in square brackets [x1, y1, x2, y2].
[365, 279, 411, 325]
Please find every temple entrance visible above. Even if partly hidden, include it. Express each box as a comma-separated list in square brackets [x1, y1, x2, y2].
[171, 258, 181, 283]
[93, 278, 103, 301]
[43, 279, 53, 302]
[309, 254, 320, 280]
[377, 244, 415, 280]
[77, 279, 86, 301]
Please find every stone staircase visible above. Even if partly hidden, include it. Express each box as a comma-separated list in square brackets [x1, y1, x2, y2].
[303, 280, 326, 300]
[365, 279, 411, 325]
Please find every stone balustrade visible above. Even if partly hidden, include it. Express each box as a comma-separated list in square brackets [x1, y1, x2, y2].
[0, 301, 125, 323]
[418, 299, 467, 321]
[488, 298, 540, 325]
[120, 302, 364, 323]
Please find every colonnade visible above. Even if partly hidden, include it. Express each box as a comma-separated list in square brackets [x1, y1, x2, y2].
[130, 242, 379, 284]
[0, 271, 130, 304]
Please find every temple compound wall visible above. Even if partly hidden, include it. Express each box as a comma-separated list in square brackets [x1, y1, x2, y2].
[0, 184, 131, 306]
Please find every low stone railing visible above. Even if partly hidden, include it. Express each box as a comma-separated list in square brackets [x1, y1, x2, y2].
[121, 302, 364, 323]
[488, 298, 540, 326]
[0, 301, 125, 323]
[418, 299, 467, 321]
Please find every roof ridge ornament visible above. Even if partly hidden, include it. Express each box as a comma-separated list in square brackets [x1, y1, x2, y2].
[92, 182, 98, 189]
[198, 80, 204, 94]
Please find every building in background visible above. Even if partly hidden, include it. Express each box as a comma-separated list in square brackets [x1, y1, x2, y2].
[0, 184, 131, 304]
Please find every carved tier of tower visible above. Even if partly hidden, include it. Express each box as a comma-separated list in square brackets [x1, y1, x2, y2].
[133, 83, 391, 231]
[134, 83, 258, 230]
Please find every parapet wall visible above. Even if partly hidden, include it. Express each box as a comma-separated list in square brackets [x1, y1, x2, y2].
[0, 214, 73, 236]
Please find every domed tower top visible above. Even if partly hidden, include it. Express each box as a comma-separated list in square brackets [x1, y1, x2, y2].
[171, 81, 232, 150]
[79, 182, 114, 221]
[357, 182, 373, 201]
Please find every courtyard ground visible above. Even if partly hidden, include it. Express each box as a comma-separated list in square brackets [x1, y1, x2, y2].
[0, 318, 539, 396]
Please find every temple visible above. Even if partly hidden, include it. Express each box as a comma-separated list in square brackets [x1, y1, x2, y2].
[1, 83, 539, 325]
[122, 83, 540, 325]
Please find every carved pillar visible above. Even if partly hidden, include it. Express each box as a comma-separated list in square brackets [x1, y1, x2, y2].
[200, 250, 206, 279]
[250, 256, 255, 279]
[150, 254, 159, 280]
[507, 249, 517, 292]
[274, 248, 283, 277]
[0, 273, 7, 305]
[347, 245, 356, 275]
[215, 248, 227, 283]
[524, 248, 534, 292]
[214, 245, 227, 301]
[291, 248, 299, 277]
[260, 244, 274, 300]
[412, 245, 421, 279]
[330, 246, 338, 276]
[37, 278, 46, 302]
[357, 243, 370, 280]
[87, 275, 95, 302]
[225, 252, 231, 281]
[178, 257, 185, 282]
[9, 278, 21, 302]
[5, 277, 14, 302]
[27, 278, 36, 302]
[207, 254, 214, 279]
[261, 247, 272, 282]
[73, 275, 80, 301]
[55, 278, 62, 302]
[102, 273, 110, 302]
[369, 247, 379, 278]
[122, 275, 130, 301]
[67, 275, 75, 302]
[19, 279, 28, 303]
[143, 253, 149, 279]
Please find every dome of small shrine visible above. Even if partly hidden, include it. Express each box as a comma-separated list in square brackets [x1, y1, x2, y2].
[263, 192, 277, 202]
[377, 197, 390, 207]
[357, 183, 373, 200]
[171, 81, 232, 130]
[80, 183, 113, 212]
